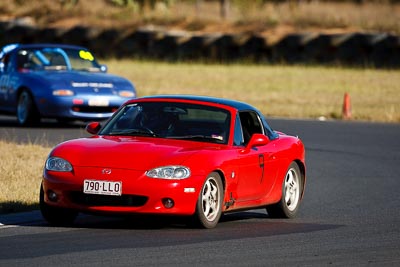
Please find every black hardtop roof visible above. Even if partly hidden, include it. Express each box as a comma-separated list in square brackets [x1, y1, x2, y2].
[138, 95, 259, 112]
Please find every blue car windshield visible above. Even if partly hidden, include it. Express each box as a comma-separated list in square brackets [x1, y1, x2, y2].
[16, 47, 102, 72]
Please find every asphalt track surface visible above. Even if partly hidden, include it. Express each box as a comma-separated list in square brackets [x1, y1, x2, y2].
[1, 115, 400, 266]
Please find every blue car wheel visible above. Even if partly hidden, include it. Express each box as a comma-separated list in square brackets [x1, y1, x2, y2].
[17, 90, 40, 125]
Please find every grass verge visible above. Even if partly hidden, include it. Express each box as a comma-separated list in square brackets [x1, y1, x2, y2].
[0, 140, 50, 214]
[106, 60, 400, 123]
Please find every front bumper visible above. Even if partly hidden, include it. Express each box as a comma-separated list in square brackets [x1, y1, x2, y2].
[42, 167, 203, 216]
[36, 95, 130, 120]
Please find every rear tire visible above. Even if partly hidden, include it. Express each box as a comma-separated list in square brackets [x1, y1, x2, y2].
[17, 90, 40, 126]
[193, 172, 224, 229]
[40, 184, 78, 226]
[266, 162, 303, 218]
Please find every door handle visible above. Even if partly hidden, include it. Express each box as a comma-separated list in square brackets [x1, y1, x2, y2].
[259, 154, 265, 183]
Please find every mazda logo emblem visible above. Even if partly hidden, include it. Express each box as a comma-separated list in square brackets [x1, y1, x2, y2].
[102, 169, 112, 175]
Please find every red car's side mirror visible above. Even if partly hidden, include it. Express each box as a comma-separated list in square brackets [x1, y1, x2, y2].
[241, 133, 270, 153]
[86, 122, 101, 135]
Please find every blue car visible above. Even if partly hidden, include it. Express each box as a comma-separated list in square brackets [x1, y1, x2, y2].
[0, 43, 136, 125]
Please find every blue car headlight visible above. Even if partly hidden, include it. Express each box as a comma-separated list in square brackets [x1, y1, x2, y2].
[146, 166, 191, 179]
[45, 157, 73, 172]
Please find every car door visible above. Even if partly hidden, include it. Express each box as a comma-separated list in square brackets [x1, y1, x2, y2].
[0, 51, 20, 111]
[234, 111, 279, 202]
[0, 52, 11, 108]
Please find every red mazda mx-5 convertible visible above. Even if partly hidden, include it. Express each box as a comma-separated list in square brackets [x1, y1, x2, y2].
[41, 95, 306, 228]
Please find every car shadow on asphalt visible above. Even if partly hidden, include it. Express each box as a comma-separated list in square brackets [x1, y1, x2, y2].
[0, 209, 342, 243]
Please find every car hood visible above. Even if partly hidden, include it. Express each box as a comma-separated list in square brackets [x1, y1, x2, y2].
[29, 71, 132, 90]
[51, 136, 220, 170]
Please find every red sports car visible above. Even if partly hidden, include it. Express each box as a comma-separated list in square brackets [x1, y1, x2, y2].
[41, 95, 306, 228]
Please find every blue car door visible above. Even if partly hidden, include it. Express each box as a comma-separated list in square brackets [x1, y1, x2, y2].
[0, 53, 12, 110]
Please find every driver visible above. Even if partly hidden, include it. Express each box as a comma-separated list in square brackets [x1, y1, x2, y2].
[139, 110, 178, 136]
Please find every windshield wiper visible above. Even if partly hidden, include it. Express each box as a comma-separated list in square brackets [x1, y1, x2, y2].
[167, 135, 223, 142]
[109, 128, 157, 137]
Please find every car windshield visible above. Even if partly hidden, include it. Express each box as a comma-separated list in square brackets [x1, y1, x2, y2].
[16, 47, 102, 72]
[100, 102, 231, 144]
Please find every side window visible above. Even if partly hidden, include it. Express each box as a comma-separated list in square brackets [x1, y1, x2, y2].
[0, 54, 10, 72]
[233, 115, 244, 146]
[6, 53, 17, 72]
[239, 111, 264, 145]
[17, 51, 29, 69]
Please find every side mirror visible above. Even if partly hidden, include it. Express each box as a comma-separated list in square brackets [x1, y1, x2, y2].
[86, 122, 101, 135]
[241, 133, 270, 153]
[100, 64, 108, 73]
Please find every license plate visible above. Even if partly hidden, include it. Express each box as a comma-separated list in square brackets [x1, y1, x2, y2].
[88, 98, 109, 106]
[83, 180, 122, 196]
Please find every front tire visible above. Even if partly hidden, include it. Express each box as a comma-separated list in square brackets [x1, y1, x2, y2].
[40, 184, 78, 226]
[17, 90, 40, 126]
[266, 162, 303, 218]
[193, 172, 224, 229]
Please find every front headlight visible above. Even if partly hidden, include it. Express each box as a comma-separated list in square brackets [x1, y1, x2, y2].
[45, 157, 73, 172]
[146, 166, 191, 179]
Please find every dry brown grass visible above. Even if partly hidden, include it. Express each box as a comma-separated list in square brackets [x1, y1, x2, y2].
[0, 140, 51, 213]
[0, 0, 399, 40]
[106, 60, 400, 123]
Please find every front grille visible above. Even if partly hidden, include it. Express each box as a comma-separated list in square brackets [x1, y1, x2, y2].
[71, 106, 119, 113]
[69, 192, 148, 207]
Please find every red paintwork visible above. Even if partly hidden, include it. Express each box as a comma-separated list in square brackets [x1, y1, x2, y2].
[42, 97, 305, 217]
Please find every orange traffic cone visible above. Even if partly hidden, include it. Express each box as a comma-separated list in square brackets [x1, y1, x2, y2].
[342, 92, 352, 120]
